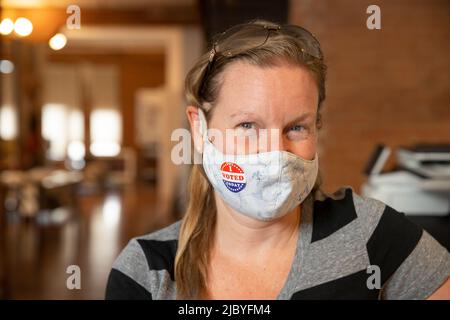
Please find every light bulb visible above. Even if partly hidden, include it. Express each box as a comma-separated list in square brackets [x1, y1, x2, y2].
[49, 33, 67, 51]
[0, 18, 14, 35]
[0, 60, 14, 74]
[14, 17, 33, 37]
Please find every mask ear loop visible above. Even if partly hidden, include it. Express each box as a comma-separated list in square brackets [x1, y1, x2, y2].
[197, 108, 209, 142]
[197, 108, 213, 192]
[196, 108, 213, 183]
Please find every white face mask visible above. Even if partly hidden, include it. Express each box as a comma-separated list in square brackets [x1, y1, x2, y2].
[198, 108, 319, 221]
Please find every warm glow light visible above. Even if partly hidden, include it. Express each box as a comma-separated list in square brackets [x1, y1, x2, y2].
[68, 110, 84, 141]
[90, 142, 121, 157]
[49, 33, 67, 51]
[0, 105, 18, 140]
[68, 141, 85, 161]
[0, 60, 14, 74]
[42, 104, 85, 161]
[90, 109, 122, 157]
[14, 17, 33, 37]
[42, 104, 67, 160]
[0, 18, 14, 35]
[102, 195, 121, 228]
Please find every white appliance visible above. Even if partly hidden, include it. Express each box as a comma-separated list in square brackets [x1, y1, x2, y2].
[361, 145, 450, 216]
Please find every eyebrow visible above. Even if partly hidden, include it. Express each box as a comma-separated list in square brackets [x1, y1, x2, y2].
[230, 110, 315, 125]
[229, 111, 259, 119]
[284, 112, 316, 127]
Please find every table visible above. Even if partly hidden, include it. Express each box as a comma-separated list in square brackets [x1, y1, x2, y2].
[0, 168, 82, 218]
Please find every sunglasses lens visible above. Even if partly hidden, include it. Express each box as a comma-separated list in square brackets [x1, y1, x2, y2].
[199, 23, 322, 97]
[214, 23, 322, 60]
[214, 24, 272, 56]
[283, 25, 322, 59]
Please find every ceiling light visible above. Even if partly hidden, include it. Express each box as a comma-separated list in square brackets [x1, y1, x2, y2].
[14, 17, 33, 37]
[49, 33, 67, 50]
[0, 60, 14, 74]
[0, 18, 14, 35]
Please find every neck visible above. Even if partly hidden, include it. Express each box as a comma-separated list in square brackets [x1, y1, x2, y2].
[212, 191, 301, 261]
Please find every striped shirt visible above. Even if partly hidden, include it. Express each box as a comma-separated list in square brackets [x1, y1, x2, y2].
[105, 187, 450, 299]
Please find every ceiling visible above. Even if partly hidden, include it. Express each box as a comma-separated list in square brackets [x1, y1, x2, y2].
[2, 0, 196, 9]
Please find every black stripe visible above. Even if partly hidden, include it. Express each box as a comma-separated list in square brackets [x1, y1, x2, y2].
[311, 188, 357, 243]
[105, 268, 153, 300]
[366, 206, 423, 284]
[137, 239, 178, 281]
[291, 269, 380, 300]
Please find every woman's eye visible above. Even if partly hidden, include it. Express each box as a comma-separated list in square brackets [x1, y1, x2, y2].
[287, 124, 311, 141]
[238, 122, 255, 129]
[290, 124, 306, 132]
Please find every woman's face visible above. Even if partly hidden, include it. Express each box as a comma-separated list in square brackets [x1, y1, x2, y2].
[190, 60, 319, 161]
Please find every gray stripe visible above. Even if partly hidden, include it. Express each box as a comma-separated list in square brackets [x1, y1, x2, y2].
[381, 231, 450, 300]
[135, 220, 182, 241]
[112, 239, 155, 295]
[352, 191, 386, 243]
[112, 221, 181, 298]
[280, 191, 371, 296]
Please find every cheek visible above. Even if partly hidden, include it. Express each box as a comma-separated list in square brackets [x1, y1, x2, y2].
[290, 137, 317, 161]
[205, 118, 227, 153]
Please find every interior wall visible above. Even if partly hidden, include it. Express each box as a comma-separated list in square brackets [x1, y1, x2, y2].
[290, 0, 450, 193]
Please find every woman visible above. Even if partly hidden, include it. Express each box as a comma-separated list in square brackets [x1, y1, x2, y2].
[105, 20, 449, 300]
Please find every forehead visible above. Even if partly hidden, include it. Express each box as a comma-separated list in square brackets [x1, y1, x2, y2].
[214, 61, 319, 117]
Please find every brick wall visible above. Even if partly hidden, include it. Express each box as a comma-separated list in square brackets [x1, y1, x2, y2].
[290, 0, 450, 193]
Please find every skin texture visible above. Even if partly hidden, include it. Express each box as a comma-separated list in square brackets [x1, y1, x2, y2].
[186, 61, 450, 300]
[427, 278, 450, 300]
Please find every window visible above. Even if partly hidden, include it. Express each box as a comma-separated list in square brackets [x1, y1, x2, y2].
[41, 63, 121, 160]
[0, 72, 17, 141]
[90, 109, 121, 157]
[89, 64, 121, 157]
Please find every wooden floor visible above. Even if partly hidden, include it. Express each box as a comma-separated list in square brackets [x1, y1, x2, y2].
[1, 183, 178, 299]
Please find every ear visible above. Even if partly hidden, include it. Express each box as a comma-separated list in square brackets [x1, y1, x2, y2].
[186, 106, 204, 154]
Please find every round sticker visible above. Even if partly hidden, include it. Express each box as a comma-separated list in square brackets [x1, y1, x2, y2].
[220, 162, 246, 193]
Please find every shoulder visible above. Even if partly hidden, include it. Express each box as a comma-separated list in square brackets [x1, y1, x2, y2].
[135, 219, 182, 242]
[311, 186, 421, 246]
[311, 186, 423, 282]
[310, 186, 450, 299]
[105, 220, 182, 300]
[118, 220, 181, 277]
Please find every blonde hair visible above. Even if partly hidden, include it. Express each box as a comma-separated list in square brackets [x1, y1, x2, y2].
[175, 19, 327, 299]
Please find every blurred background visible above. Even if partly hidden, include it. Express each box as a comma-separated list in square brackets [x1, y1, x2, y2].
[0, 0, 449, 299]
